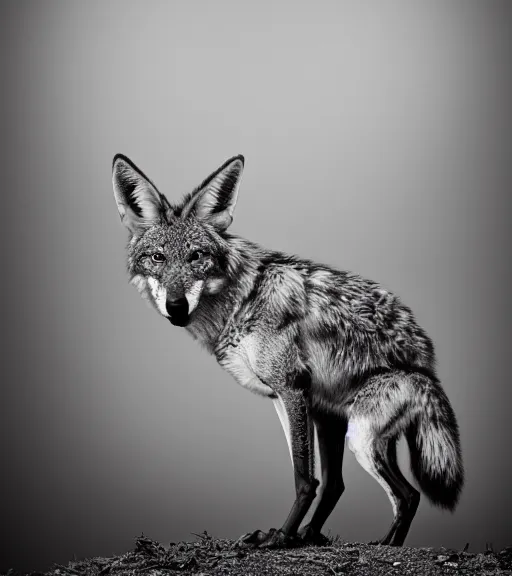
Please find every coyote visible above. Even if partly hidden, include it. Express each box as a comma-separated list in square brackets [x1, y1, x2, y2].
[111, 154, 464, 548]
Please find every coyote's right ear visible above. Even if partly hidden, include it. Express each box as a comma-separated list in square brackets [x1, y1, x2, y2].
[112, 154, 166, 236]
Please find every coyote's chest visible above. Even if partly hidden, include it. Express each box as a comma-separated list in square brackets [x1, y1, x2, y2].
[215, 331, 277, 397]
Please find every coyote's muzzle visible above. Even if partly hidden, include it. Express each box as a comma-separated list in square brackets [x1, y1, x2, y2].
[166, 296, 190, 327]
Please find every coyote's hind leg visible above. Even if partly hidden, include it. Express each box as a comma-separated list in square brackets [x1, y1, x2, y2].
[371, 437, 419, 545]
[347, 418, 419, 546]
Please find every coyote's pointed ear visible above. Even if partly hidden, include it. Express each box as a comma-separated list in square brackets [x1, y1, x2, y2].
[112, 154, 166, 236]
[183, 155, 244, 232]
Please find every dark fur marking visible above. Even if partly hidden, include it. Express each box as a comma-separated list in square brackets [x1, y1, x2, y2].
[242, 264, 267, 305]
[238, 257, 279, 312]
[356, 364, 439, 384]
[277, 307, 304, 330]
[379, 404, 408, 437]
[288, 368, 312, 391]
[314, 323, 343, 341]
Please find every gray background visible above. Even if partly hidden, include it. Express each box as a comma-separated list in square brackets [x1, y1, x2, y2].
[1, 1, 511, 573]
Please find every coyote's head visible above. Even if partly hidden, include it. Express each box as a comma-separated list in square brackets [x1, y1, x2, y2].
[112, 154, 244, 327]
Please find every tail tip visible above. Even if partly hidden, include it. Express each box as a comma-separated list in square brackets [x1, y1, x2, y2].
[415, 467, 464, 511]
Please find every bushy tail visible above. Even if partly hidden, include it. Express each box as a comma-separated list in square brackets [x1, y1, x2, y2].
[406, 381, 464, 510]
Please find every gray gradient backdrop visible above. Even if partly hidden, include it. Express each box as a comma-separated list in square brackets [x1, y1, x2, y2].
[1, 1, 511, 573]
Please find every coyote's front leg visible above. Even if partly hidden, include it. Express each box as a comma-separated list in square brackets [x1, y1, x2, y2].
[242, 383, 319, 548]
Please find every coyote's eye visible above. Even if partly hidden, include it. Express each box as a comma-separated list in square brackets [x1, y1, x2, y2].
[151, 253, 166, 264]
[188, 250, 206, 263]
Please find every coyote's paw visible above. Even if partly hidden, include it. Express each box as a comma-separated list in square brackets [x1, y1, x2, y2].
[298, 524, 330, 546]
[237, 529, 268, 547]
[237, 528, 301, 549]
[257, 528, 301, 549]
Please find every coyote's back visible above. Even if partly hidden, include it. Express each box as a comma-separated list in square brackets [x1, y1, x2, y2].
[111, 153, 464, 548]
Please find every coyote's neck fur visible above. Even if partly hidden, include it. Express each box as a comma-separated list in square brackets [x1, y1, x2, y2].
[185, 235, 266, 352]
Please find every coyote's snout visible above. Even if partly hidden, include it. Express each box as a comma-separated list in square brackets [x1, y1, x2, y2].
[165, 296, 189, 326]
[111, 153, 464, 548]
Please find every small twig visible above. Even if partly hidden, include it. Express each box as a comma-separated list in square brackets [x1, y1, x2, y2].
[285, 552, 311, 560]
[288, 556, 337, 575]
[191, 531, 210, 540]
[463, 542, 470, 552]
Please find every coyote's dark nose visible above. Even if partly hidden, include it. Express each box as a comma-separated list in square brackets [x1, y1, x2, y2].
[166, 297, 189, 327]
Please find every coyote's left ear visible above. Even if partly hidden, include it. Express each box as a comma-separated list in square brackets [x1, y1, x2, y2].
[112, 154, 167, 236]
[183, 155, 244, 232]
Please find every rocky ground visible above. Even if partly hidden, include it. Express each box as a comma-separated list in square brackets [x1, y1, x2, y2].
[3, 533, 512, 576]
